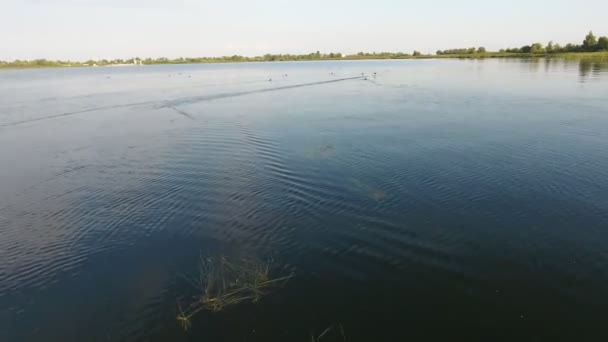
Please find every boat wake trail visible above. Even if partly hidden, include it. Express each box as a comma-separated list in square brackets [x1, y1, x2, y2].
[160, 76, 365, 108]
[1, 76, 365, 128]
[0, 101, 157, 128]
[168, 107, 195, 120]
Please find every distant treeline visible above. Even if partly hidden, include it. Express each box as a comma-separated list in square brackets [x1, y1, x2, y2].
[1, 31, 607, 69]
[0, 52, 415, 68]
[437, 31, 608, 55]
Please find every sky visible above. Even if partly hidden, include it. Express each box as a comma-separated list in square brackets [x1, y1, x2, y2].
[1, 0, 607, 61]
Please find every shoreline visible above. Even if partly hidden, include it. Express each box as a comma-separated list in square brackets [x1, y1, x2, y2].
[1, 51, 607, 70]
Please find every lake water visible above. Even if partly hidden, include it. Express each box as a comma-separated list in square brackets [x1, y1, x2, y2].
[1, 59, 608, 341]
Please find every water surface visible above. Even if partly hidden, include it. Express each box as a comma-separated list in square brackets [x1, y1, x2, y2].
[1, 59, 608, 341]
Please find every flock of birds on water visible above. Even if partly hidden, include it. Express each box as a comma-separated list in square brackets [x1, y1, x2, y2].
[103, 71, 379, 82]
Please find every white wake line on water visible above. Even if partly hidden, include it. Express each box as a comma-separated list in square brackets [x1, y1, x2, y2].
[0, 76, 366, 128]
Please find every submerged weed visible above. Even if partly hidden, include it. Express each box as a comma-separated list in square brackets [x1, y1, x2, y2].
[348, 178, 387, 202]
[310, 324, 347, 341]
[176, 255, 293, 329]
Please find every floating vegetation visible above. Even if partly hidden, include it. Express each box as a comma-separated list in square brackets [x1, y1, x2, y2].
[176, 255, 293, 330]
[304, 143, 336, 160]
[319, 143, 335, 155]
[321, 144, 335, 151]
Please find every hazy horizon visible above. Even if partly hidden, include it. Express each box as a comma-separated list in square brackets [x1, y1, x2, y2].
[2, 0, 607, 61]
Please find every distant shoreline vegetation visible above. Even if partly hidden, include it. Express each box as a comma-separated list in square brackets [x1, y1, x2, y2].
[2, 31, 607, 70]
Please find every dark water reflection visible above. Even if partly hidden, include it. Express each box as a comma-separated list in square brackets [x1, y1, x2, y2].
[1, 59, 608, 341]
[579, 59, 608, 81]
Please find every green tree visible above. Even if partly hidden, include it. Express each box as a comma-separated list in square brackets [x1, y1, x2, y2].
[597, 36, 608, 51]
[530, 43, 545, 54]
[583, 31, 597, 51]
[553, 43, 562, 53]
[413, 50, 422, 56]
[477, 47, 487, 53]
[546, 41, 554, 53]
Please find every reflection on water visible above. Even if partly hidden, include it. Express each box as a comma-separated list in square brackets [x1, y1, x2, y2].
[519, 57, 542, 73]
[1, 59, 608, 341]
[579, 59, 608, 81]
[511, 57, 608, 83]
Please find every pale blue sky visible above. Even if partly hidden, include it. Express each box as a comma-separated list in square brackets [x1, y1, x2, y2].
[1, 0, 607, 61]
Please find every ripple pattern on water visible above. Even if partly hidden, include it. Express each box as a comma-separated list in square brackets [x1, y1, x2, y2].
[1, 59, 608, 341]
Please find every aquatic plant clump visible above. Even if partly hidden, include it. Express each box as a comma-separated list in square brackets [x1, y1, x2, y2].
[177, 256, 293, 330]
[310, 324, 347, 341]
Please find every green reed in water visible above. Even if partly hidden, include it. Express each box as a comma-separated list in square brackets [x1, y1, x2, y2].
[177, 256, 293, 330]
[310, 324, 347, 341]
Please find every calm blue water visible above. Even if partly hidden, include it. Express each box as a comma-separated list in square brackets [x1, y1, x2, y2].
[1, 59, 608, 341]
